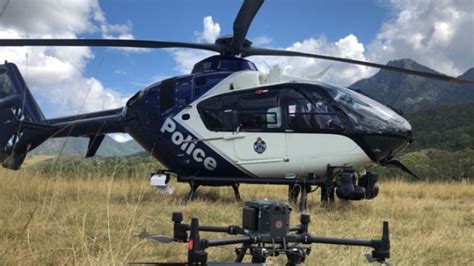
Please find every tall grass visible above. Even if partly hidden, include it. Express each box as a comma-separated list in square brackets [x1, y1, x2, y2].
[0, 167, 472, 265]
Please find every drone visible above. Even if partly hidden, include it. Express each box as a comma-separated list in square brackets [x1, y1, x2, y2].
[0, 0, 471, 209]
[134, 199, 390, 265]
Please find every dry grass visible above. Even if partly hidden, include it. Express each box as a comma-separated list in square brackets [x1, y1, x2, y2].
[0, 168, 472, 265]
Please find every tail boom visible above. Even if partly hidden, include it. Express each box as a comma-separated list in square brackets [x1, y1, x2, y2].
[0, 62, 126, 170]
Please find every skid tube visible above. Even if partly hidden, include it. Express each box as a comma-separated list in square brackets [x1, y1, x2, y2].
[177, 174, 327, 212]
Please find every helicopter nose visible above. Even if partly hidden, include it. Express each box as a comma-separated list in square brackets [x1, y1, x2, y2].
[360, 131, 413, 163]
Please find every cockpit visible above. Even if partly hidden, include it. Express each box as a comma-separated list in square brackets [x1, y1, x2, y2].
[324, 85, 412, 134]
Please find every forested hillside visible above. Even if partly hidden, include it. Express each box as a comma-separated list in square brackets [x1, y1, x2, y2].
[407, 102, 474, 151]
[374, 103, 473, 180]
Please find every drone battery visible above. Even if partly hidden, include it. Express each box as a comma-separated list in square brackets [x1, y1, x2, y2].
[242, 200, 291, 239]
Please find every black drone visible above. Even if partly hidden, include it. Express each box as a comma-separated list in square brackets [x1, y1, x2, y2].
[135, 200, 390, 265]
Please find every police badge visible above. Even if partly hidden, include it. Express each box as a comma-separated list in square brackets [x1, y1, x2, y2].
[253, 137, 267, 154]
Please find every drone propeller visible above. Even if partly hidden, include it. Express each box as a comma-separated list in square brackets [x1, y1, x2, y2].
[134, 231, 175, 244]
[242, 47, 472, 84]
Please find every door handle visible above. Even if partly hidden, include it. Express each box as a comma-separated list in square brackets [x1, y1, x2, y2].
[224, 134, 245, 140]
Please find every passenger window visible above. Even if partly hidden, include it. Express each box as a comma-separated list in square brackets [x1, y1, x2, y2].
[197, 90, 282, 132]
[237, 91, 281, 130]
[287, 89, 343, 131]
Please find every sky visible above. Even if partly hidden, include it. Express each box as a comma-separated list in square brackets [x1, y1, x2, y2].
[0, 0, 473, 141]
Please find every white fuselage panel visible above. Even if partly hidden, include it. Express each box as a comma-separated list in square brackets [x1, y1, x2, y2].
[174, 71, 373, 178]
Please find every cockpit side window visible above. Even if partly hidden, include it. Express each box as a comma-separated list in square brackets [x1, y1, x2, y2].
[160, 78, 176, 113]
[286, 89, 343, 132]
[197, 94, 237, 131]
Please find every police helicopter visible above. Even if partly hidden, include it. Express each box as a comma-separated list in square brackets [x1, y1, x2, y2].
[0, 0, 471, 210]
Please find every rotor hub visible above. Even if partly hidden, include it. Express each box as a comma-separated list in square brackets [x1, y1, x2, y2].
[215, 35, 252, 56]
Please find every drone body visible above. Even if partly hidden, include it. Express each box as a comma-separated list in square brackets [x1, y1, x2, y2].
[0, 0, 470, 206]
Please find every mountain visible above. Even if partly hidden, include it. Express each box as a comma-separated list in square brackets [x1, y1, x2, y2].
[31, 136, 144, 157]
[350, 59, 474, 113]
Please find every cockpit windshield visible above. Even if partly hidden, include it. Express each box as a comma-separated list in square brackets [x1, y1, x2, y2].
[325, 85, 412, 134]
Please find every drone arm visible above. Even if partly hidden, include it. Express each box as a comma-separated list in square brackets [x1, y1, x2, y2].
[199, 225, 244, 234]
[289, 221, 390, 262]
[204, 236, 253, 247]
[302, 235, 375, 247]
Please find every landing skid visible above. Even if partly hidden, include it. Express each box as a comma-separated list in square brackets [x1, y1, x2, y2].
[186, 182, 241, 202]
[155, 165, 380, 212]
[178, 174, 327, 212]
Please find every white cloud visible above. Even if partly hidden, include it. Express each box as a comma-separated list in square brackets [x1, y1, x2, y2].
[250, 35, 375, 86]
[0, 0, 131, 118]
[253, 36, 273, 46]
[368, 0, 474, 76]
[171, 49, 215, 74]
[195, 16, 221, 44]
[109, 133, 133, 143]
[171, 16, 221, 74]
[253, 0, 474, 84]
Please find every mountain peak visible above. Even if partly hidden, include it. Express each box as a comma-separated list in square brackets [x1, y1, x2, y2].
[459, 67, 474, 80]
[386, 58, 437, 73]
[350, 58, 474, 113]
[387, 58, 417, 66]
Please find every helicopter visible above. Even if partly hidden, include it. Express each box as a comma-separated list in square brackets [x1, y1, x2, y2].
[0, 0, 471, 209]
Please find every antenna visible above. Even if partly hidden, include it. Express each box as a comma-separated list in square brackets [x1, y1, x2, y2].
[0, 0, 9, 17]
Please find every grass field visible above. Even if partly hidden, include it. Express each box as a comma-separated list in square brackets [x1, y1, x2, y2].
[0, 168, 472, 265]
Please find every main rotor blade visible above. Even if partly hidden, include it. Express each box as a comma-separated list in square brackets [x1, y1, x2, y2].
[230, 0, 264, 53]
[244, 47, 473, 84]
[0, 39, 222, 53]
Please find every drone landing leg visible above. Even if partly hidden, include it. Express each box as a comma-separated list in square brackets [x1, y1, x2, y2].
[299, 184, 309, 212]
[234, 243, 250, 262]
[232, 183, 241, 201]
[288, 184, 301, 204]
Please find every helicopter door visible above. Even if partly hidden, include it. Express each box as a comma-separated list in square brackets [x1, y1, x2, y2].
[232, 90, 287, 163]
[284, 88, 355, 171]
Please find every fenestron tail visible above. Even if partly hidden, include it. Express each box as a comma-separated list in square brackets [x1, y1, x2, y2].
[0, 62, 126, 170]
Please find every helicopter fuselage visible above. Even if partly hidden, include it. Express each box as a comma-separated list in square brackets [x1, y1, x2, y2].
[125, 56, 413, 179]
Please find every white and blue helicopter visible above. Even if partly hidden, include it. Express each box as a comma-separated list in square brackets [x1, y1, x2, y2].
[0, 0, 470, 209]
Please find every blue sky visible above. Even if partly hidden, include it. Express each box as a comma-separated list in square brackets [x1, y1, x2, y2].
[87, 0, 391, 96]
[0, 0, 473, 137]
